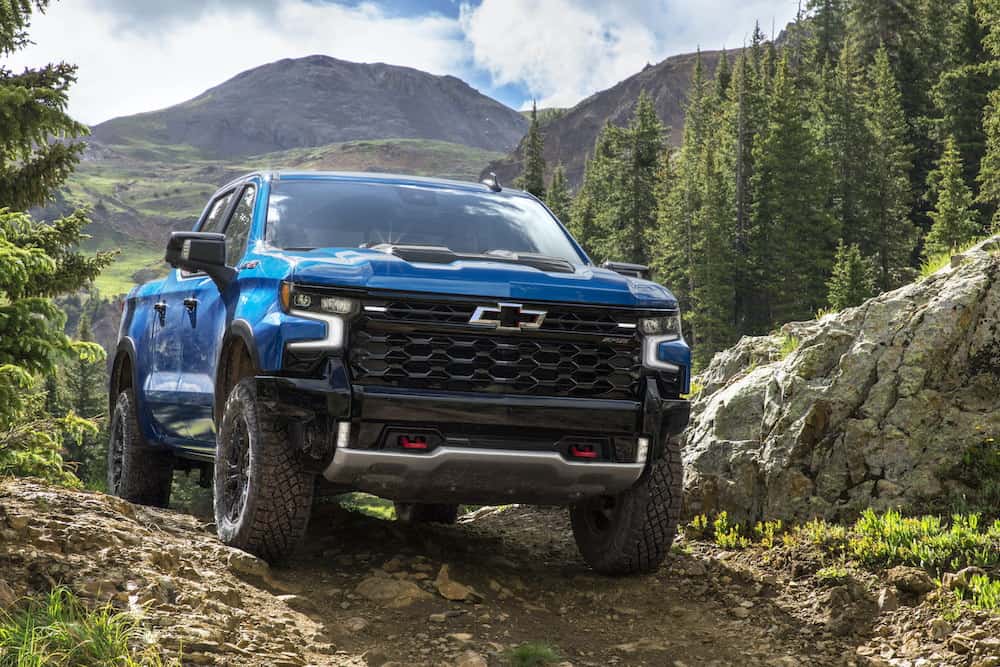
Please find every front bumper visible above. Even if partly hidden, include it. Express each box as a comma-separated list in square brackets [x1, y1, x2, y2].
[256, 359, 690, 504]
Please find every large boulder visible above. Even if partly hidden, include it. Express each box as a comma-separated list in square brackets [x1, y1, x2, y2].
[683, 237, 1000, 523]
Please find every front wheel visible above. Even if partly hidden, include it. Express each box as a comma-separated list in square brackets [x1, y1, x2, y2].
[214, 378, 314, 563]
[569, 437, 682, 575]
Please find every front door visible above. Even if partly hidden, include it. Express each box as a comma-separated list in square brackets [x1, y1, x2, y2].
[176, 183, 258, 446]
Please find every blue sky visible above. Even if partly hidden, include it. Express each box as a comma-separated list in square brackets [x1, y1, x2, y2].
[8, 0, 799, 125]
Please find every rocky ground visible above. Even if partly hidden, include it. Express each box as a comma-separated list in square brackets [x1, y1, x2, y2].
[1, 479, 998, 666]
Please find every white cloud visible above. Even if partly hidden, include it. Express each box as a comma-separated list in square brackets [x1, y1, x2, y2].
[460, 0, 799, 109]
[460, 0, 658, 109]
[5, 0, 801, 124]
[6, 1, 467, 125]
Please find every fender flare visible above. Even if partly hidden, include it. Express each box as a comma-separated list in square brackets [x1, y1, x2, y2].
[214, 319, 261, 423]
[109, 337, 139, 413]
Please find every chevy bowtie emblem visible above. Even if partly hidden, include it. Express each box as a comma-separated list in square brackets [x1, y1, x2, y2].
[469, 302, 546, 332]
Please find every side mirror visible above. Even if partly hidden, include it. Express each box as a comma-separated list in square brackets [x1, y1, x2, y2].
[601, 260, 651, 280]
[165, 232, 236, 290]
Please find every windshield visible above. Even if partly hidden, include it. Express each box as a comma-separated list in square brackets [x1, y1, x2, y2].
[265, 179, 586, 265]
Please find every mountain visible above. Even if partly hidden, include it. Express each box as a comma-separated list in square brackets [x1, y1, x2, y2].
[92, 55, 528, 158]
[484, 50, 723, 188]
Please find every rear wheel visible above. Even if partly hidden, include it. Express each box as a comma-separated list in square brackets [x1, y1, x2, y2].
[394, 502, 460, 524]
[214, 378, 314, 563]
[569, 437, 682, 575]
[107, 389, 174, 507]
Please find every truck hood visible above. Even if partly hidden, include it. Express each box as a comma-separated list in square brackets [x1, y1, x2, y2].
[283, 248, 678, 308]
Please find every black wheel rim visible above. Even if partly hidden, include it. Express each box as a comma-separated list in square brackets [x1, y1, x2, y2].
[584, 495, 617, 533]
[222, 417, 251, 524]
[109, 409, 125, 493]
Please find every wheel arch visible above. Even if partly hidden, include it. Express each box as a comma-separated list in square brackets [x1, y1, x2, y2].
[109, 338, 138, 415]
[214, 320, 261, 424]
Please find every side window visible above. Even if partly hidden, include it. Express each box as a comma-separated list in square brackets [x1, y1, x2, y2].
[199, 190, 237, 234]
[224, 185, 257, 267]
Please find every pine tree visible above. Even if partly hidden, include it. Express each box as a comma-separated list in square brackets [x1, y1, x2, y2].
[62, 313, 108, 483]
[544, 164, 571, 225]
[0, 1, 114, 483]
[518, 101, 546, 198]
[570, 125, 619, 256]
[613, 91, 666, 265]
[863, 47, 918, 290]
[689, 140, 737, 365]
[827, 240, 875, 309]
[807, 0, 848, 68]
[825, 38, 871, 247]
[933, 0, 997, 193]
[975, 0, 1000, 229]
[751, 52, 838, 325]
[652, 51, 709, 322]
[925, 135, 981, 255]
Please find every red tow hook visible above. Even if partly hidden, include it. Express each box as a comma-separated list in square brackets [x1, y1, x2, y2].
[569, 444, 599, 459]
[399, 436, 429, 451]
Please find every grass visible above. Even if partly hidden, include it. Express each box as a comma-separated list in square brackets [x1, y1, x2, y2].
[919, 236, 990, 279]
[0, 587, 171, 666]
[504, 642, 562, 667]
[88, 244, 167, 297]
[338, 492, 396, 520]
[815, 565, 851, 585]
[778, 333, 800, 360]
[687, 509, 1000, 612]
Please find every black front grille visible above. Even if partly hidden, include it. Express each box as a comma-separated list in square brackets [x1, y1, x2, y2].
[349, 329, 641, 400]
[368, 299, 640, 336]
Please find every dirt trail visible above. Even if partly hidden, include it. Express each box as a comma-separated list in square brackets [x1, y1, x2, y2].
[1, 479, 977, 666]
[286, 504, 859, 666]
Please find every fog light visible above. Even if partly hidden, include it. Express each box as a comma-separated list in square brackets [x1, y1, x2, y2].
[320, 296, 357, 315]
[637, 437, 650, 463]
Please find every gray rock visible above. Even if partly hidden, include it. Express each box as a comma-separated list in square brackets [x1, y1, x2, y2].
[355, 576, 431, 608]
[876, 587, 898, 613]
[683, 237, 1000, 522]
[888, 567, 935, 596]
[929, 618, 952, 641]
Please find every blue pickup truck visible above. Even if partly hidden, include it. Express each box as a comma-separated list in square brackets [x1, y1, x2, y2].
[108, 171, 691, 574]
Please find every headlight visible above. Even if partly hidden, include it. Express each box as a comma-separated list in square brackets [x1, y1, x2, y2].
[281, 283, 358, 351]
[280, 283, 359, 316]
[639, 312, 682, 340]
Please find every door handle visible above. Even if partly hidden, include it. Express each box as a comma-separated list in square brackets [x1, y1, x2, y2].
[153, 302, 167, 314]
[183, 298, 198, 312]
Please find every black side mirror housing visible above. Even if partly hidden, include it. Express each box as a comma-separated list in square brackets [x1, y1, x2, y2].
[601, 260, 651, 280]
[165, 232, 236, 290]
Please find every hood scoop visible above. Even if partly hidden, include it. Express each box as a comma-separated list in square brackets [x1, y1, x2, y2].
[370, 244, 576, 274]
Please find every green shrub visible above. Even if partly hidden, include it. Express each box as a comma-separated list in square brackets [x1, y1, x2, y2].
[815, 565, 851, 584]
[960, 574, 1000, 611]
[713, 511, 751, 549]
[778, 334, 800, 360]
[0, 588, 170, 666]
[849, 509, 1000, 573]
[504, 642, 561, 667]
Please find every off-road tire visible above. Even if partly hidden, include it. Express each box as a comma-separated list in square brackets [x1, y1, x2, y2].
[107, 389, 174, 507]
[569, 437, 682, 575]
[394, 502, 460, 524]
[214, 378, 314, 563]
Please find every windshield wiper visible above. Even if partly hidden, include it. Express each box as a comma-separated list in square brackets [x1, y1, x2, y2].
[370, 244, 575, 274]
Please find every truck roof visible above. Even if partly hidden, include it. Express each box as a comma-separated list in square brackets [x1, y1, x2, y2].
[219, 171, 524, 196]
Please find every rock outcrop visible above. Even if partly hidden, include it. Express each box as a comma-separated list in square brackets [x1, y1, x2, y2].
[683, 237, 1000, 523]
